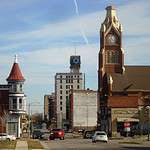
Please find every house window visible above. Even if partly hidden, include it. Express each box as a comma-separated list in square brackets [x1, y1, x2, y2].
[60, 85, 62, 89]
[20, 84, 22, 92]
[60, 79, 62, 83]
[60, 101, 62, 105]
[13, 84, 17, 92]
[60, 96, 62, 99]
[60, 107, 62, 111]
[77, 79, 80, 83]
[19, 98, 22, 109]
[13, 98, 17, 109]
[60, 90, 62, 94]
[77, 85, 80, 89]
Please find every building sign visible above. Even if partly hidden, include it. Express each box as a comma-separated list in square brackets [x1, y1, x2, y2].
[124, 122, 130, 132]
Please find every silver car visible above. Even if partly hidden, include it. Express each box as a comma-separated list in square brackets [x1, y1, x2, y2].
[0, 133, 16, 141]
[92, 131, 108, 143]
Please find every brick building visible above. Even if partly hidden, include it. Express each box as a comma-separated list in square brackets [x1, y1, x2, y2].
[98, 6, 150, 136]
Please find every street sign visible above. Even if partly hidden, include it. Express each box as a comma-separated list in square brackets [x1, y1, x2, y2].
[124, 122, 130, 132]
[124, 122, 130, 128]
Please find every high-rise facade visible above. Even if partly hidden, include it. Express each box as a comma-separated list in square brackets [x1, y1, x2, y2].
[55, 55, 85, 129]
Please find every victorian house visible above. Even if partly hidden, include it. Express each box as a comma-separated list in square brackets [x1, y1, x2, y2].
[98, 6, 150, 136]
[0, 55, 26, 138]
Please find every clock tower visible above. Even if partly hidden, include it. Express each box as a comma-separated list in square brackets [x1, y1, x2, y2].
[98, 6, 124, 92]
[70, 55, 81, 73]
[98, 6, 124, 133]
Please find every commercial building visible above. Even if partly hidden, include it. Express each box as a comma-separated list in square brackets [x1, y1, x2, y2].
[44, 93, 56, 128]
[69, 89, 98, 131]
[55, 55, 85, 129]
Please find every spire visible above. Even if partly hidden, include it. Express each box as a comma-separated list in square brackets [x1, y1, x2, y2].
[14, 54, 18, 63]
[101, 5, 122, 32]
[7, 55, 25, 81]
[106, 5, 116, 19]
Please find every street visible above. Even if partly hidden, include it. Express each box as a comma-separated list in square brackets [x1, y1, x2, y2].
[41, 138, 150, 150]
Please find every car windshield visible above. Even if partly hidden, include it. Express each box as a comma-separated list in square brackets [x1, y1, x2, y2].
[52, 129, 62, 131]
[0, 133, 7, 136]
[97, 132, 106, 135]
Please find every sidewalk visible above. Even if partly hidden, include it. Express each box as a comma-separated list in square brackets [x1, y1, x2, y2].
[113, 136, 150, 146]
[15, 140, 28, 150]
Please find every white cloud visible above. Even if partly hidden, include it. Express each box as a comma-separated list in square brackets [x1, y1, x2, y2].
[0, 0, 150, 105]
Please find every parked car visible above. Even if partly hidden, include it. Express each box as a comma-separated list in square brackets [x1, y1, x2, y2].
[32, 130, 43, 139]
[41, 131, 51, 140]
[78, 129, 85, 134]
[49, 129, 65, 140]
[83, 130, 95, 139]
[92, 131, 108, 143]
[0, 133, 16, 141]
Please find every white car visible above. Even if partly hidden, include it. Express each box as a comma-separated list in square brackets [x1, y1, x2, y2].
[92, 131, 108, 143]
[0, 133, 16, 141]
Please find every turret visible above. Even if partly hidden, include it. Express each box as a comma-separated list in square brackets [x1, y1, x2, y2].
[7, 55, 26, 113]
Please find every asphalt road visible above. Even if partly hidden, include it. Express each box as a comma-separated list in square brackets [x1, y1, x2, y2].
[41, 138, 150, 150]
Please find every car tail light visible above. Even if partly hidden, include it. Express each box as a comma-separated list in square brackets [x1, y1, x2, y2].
[58, 132, 62, 135]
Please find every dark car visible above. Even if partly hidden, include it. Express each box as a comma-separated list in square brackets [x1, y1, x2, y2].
[83, 130, 95, 139]
[49, 129, 65, 140]
[32, 130, 43, 139]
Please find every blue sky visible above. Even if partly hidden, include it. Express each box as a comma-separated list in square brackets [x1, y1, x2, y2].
[0, 0, 150, 113]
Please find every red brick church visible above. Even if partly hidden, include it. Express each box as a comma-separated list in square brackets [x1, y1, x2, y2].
[98, 6, 150, 136]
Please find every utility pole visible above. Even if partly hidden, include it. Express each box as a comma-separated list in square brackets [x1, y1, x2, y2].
[147, 106, 150, 141]
[86, 105, 88, 130]
[28, 103, 31, 138]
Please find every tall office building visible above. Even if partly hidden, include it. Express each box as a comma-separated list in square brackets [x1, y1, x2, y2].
[55, 55, 85, 129]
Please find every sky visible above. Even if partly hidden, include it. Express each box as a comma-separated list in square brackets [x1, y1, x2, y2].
[0, 0, 150, 113]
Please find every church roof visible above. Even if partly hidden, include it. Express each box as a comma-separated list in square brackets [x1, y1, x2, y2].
[111, 66, 150, 92]
[108, 96, 138, 108]
[7, 56, 25, 81]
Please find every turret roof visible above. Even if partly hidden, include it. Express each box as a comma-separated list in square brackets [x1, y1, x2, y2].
[7, 55, 25, 81]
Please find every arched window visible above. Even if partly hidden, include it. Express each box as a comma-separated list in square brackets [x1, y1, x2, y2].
[106, 50, 119, 64]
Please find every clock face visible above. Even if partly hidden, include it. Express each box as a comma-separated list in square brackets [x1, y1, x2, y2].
[73, 57, 80, 64]
[107, 34, 116, 44]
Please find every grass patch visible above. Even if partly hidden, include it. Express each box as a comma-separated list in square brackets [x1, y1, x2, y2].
[0, 140, 17, 149]
[119, 141, 141, 145]
[27, 139, 43, 149]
